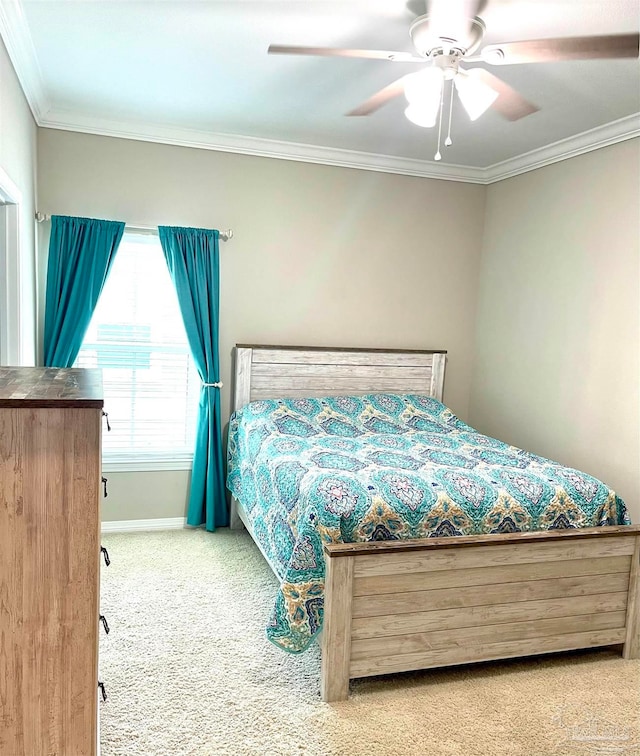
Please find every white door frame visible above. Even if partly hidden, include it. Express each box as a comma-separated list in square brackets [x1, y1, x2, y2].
[0, 165, 24, 365]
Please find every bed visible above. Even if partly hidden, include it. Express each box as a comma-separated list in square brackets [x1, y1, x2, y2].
[227, 344, 639, 702]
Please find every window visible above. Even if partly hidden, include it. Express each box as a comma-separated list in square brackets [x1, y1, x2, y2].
[75, 231, 200, 471]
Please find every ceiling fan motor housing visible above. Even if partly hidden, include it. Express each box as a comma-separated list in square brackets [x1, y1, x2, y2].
[409, 14, 486, 58]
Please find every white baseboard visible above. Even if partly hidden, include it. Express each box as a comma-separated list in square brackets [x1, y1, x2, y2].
[101, 517, 187, 533]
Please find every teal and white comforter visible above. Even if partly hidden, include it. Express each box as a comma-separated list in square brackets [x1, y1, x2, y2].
[226, 393, 629, 653]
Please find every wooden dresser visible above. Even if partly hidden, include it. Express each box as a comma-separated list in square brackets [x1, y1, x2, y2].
[0, 367, 103, 756]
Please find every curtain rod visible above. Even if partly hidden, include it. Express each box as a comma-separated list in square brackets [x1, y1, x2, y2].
[34, 213, 233, 241]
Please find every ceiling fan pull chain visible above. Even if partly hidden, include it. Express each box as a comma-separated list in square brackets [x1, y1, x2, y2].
[445, 79, 454, 147]
[434, 78, 446, 161]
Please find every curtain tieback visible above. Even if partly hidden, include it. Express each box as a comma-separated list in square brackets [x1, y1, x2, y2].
[202, 381, 223, 389]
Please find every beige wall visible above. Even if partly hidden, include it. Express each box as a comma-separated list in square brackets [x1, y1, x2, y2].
[0, 37, 37, 364]
[37, 128, 486, 521]
[470, 139, 640, 522]
[102, 470, 190, 521]
[37, 129, 639, 526]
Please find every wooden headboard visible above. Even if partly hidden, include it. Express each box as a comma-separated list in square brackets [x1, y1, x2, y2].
[233, 344, 447, 411]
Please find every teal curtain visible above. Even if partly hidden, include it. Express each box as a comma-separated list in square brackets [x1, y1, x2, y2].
[158, 225, 227, 530]
[43, 215, 125, 367]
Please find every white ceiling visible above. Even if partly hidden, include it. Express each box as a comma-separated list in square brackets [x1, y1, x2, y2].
[2, 0, 639, 181]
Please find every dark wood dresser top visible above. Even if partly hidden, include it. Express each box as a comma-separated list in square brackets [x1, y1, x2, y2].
[0, 367, 103, 408]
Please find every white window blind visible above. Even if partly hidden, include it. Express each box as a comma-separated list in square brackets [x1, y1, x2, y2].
[75, 231, 200, 470]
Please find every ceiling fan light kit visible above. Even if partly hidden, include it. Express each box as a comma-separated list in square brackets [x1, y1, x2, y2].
[268, 0, 639, 163]
[402, 59, 499, 158]
[403, 55, 499, 125]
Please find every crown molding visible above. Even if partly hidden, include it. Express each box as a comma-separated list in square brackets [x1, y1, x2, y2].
[38, 108, 489, 183]
[484, 113, 640, 183]
[39, 107, 640, 185]
[0, 0, 50, 121]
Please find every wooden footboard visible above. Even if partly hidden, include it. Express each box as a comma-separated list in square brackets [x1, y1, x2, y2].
[320, 525, 640, 702]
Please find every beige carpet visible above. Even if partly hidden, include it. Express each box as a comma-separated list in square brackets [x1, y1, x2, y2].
[99, 530, 640, 756]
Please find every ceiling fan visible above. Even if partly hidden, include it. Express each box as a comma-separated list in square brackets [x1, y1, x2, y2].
[268, 0, 639, 159]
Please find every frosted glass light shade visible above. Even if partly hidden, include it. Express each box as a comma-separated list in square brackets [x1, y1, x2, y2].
[404, 103, 439, 128]
[403, 68, 443, 128]
[404, 67, 444, 104]
[454, 72, 499, 121]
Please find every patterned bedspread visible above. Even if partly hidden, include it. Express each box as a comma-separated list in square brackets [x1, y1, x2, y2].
[226, 393, 629, 653]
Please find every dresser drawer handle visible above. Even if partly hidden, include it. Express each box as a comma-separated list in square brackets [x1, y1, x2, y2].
[98, 681, 107, 702]
[102, 477, 108, 498]
[99, 614, 110, 634]
[102, 410, 111, 432]
[101, 546, 111, 566]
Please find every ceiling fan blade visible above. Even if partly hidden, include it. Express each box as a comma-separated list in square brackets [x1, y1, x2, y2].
[428, 0, 484, 42]
[268, 45, 424, 63]
[465, 68, 539, 121]
[481, 34, 640, 65]
[347, 77, 409, 116]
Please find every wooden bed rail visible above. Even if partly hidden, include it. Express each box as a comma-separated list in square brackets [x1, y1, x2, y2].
[323, 525, 640, 556]
[321, 525, 640, 702]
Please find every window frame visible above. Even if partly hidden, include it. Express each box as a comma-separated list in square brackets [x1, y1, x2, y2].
[102, 454, 194, 473]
